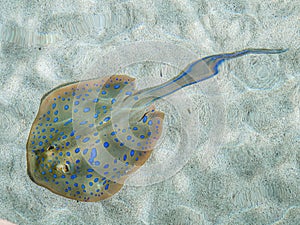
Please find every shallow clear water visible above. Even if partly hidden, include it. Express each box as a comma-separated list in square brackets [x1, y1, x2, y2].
[0, 0, 299, 224]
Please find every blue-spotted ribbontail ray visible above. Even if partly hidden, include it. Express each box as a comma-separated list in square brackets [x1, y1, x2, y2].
[27, 48, 287, 202]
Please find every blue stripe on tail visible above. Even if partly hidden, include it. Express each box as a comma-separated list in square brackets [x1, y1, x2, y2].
[132, 48, 288, 106]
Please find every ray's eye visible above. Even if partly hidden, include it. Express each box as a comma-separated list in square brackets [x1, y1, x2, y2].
[64, 164, 70, 173]
[56, 163, 70, 173]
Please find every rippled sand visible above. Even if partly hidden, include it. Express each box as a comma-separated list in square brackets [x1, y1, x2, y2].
[0, 0, 299, 224]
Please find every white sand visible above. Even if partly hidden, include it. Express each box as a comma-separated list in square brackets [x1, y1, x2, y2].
[0, 0, 299, 224]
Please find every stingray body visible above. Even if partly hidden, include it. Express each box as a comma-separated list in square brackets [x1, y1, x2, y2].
[27, 49, 286, 201]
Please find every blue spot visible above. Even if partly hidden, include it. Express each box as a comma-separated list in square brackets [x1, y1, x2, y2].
[123, 154, 127, 161]
[93, 98, 99, 103]
[87, 168, 94, 172]
[104, 164, 109, 169]
[65, 141, 70, 146]
[61, 175, 65, 178]
[64, 105, 69, 110]
[127, 136, 132, 140]
[75, 148, 80, 153]
[93, 132, 98, 136]
[148, 120, 153, 125]
[114, 84, 120, 89]
[81, 184, 85, 189]
[75, 135, 81, 140]
[140, 135, 145, 139]
[74, 109, 78, 113]
[70, 130, 75, 136]
[111, 98, 116, 104]
[94, 113, 99, 118]
[105, 184, 109, 190]
[105, 84, 110, 88]
[76, 159, 80, 164]
[71, 175, 77, 179]
[41, 171, 46, 175]
[59, 152, 63, 156]
[62, 135, 67, 139]
[88, 148, 97, 164]
[84, 107, 90, 113]
[64, 119, 72, 126]
[130, 150, 135, 156]
[102, 90, 106, 95]
[143, 116, 147, 123]
[134, 96, 138, 101]
[86, 174, 92, 178]
[104, 117, 110, 122]
[74, 183, 78, 187]
[74, 101, 79, 105]
[133, 127, 138, 130]
[52, 103, 56, 109]
[95, 161, 100, 166]
[66, 152, 70, 156]
[94, 178, 99, 182]
[82, 137, 90, 143]
[125, 91, 132, 95]
[89, 182, 93, 186]
[53, 174, 57, 178]
[39, 141, 43, 146]
[111, 131, 116, 136]
[103, 142, 109, 148]
[80, 121, 88, 125]
[53, 117, 58, 123]
[91, 148, 97, 158]
[83, 149, 88, 155]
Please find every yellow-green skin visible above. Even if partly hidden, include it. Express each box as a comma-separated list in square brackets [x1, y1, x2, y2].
[27, 75, 164, 202]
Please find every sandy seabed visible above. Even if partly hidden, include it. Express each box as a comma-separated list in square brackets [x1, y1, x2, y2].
[0, 0, 299, 224]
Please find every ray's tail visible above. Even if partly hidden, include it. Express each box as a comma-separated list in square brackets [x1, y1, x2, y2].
[133, 48, 287, 105]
